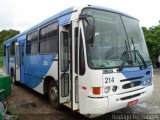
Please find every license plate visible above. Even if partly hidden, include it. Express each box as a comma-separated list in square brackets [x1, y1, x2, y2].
[128, 99, 139, 107]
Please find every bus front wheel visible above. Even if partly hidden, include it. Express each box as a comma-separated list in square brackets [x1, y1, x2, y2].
[48, 81, 59, 109]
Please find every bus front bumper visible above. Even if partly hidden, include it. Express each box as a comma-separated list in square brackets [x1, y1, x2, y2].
[85, 85, 153, 117]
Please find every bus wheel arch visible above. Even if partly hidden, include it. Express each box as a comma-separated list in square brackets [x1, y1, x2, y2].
[43, 76, 60, 109]
[43, 76, 57, 94]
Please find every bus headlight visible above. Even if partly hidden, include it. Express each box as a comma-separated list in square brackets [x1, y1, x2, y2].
[104, 86, 110, 93]
[147, 78, 151, 83]
[144, 80, 147, 85]
[112, 86, 117, 92]
[144, 78, 152, 85]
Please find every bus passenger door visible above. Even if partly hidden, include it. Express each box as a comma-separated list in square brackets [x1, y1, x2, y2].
[20, 40, 25, 83]
[15, 42, 20, 82]
[71, 21, 79, 110]
[59, 26, 71, 104]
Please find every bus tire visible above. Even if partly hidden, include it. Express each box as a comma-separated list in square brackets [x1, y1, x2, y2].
[48, 80, 60, 109]
[11, 69, 18, 85]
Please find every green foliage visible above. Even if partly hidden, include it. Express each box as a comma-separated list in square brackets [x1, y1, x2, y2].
[0, 29, 20, 57]
[142, 25, 160, 66]
[0, 29, 19, 68]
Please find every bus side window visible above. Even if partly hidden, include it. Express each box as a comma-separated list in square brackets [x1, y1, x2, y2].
[39, 22, 58, 53]
[11, 41, 15, 56]
[16, 45, 20, 66]
[26, 31, 38, 55]
[79, 30, 85, 75]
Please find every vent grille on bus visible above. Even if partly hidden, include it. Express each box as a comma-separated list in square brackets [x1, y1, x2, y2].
[122, 81, 141, 89]
[120, 93, 141, 101]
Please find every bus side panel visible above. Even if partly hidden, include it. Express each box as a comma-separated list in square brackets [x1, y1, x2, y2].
[40, 54, 54, 77]
[33, 54, 58, 94]
[24, 53, 57, 93]
[24, 55, 42, 88]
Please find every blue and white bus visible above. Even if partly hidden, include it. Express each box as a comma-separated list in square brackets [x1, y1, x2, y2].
[3, 5, 153, 117]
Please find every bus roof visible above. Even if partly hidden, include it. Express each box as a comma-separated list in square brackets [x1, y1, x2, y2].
[4, 5, 137, 44]
[91, 5, 137, 20]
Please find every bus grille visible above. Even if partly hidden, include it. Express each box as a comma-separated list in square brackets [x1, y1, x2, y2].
[122, 81, 141, 89]
[120, 93, 141, 100]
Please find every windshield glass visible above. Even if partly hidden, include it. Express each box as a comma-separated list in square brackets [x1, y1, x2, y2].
[82, 8, 151, 69]
[122, 16, 151, 66]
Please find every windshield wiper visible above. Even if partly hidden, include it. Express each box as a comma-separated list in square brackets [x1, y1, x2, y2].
[131, 38, 147, 68]
[133, 50, 147, 68]
[118, 50, 147, 72]
[119, 38, 148, 71]
[119, 51, 131, 71]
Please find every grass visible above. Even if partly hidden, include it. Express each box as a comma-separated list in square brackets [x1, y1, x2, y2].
[0, 57, 2, 68]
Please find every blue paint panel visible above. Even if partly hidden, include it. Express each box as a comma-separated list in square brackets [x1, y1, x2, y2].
[24, 55, 41, 88]
[122, 65, 152, 86]
[25, 76, 42, 89]
[122, 65, 152, 77]
[25, 74, 32, 86]
[58, 8, 73, 26]
[24, 53, 57, 88]
[40, 54, 55, 76]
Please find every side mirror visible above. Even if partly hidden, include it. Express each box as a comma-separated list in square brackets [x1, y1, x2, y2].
[85, 25, 95, 44]
[79, 14, 95, 44]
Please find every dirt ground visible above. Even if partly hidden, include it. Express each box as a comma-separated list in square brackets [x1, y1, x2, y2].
[1, 68, 160, 120]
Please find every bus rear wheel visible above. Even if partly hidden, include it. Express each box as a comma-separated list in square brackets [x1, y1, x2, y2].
[48, 81, 59, 109]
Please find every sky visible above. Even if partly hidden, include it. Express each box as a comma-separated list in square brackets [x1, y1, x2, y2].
[0, 0, 160, 32]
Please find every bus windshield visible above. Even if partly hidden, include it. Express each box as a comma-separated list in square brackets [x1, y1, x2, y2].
[82, 8, 151, 69]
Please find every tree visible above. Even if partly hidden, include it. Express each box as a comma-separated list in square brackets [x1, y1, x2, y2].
[0, 29, 20, 56]
[142, 25, 160, 67]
